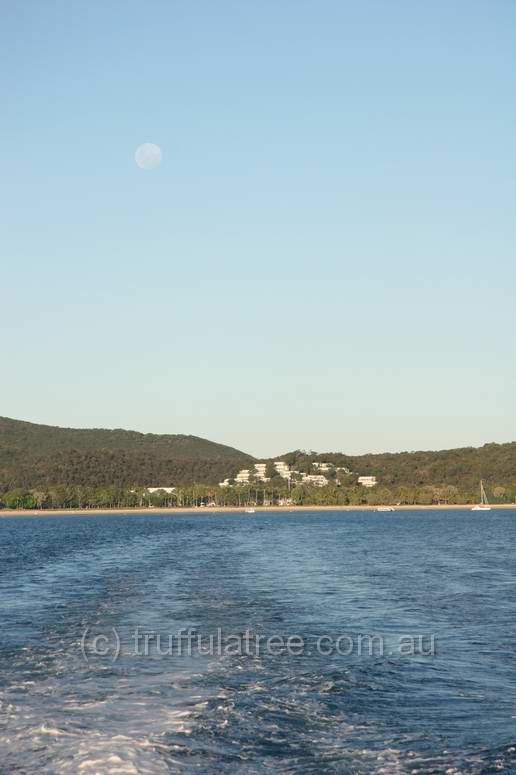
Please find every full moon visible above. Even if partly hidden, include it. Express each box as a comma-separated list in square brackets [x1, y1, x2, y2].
[135, 143, 162, 170]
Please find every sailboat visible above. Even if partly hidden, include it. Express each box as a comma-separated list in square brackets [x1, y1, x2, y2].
[471, 480, 491, 511]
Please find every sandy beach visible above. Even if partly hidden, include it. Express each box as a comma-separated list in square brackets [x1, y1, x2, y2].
[1, 503, 516, 517]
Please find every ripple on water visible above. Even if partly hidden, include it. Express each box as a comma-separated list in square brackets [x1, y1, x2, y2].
[1, 510, 516, 773]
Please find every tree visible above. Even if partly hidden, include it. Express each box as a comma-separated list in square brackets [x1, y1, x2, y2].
[265, 462, 276, 480]
[2, 489, 34, 509]
[493, 486, 507, 502]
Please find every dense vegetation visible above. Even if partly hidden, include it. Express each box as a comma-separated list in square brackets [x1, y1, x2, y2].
[282, 444, 516, 493]
[1, 417, 515, 509]
[0, 417, 252, 490]
[1, 477, 516, 510]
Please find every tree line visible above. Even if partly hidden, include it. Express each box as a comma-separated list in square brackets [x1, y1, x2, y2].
[1, 480, 515, 510]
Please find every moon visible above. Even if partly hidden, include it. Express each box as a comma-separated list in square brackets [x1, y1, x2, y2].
[135, 143, 162, 170]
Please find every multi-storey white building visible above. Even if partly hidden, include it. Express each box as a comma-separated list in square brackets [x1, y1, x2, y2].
[254, 463, 270, 482]
[274, 461, 291, 479]
[358, 476, 377, 488]
[301, 474, 329, 487]
[220, 464, 270, 487]
[312, 462, 331, 472]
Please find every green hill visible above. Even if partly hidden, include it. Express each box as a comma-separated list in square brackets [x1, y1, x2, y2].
[0, 417, 253, 490]
[2, 416, 516, 504]
[281, 443, 516, 492]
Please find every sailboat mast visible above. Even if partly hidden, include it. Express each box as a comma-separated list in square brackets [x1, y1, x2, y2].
[472, 479, 491, 511]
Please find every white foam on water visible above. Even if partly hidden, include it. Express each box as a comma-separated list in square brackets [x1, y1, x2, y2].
[1, 712, 198, 775]
[0, 640, 215, 775]
[52, 734, 171, 775]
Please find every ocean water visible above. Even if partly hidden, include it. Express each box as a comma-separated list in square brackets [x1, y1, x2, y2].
[1, 509, 516, 774]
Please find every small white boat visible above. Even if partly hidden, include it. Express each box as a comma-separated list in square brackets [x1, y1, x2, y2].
[471, 480, 491, 511]
[245, 508, 256, 514]
[377, 506, 395, 512]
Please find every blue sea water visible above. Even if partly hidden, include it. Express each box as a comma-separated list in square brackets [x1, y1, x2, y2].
[1, 509, 516, 774]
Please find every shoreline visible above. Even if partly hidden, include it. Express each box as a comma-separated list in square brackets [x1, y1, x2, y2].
[1, 503, 516, 517]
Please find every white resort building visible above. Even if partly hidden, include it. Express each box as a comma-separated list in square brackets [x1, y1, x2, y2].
[358, 476, 377, 488]
[312, 462, 331, 472]
[254, 463, 269, 481]
[301, 474, 329, 487]
[218, 461, 378, 490]
[274, 461, 292, 479]
[220, 462, 270, 488]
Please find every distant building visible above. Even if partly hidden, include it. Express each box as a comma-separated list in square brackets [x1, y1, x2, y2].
[301, 474, 329, 487]
[254, 463, 270, 482]
[274, 461, 292, 479]
[358, 476, 377, 488]
[220, 464, 269, 487]
[312, 462, 331, 472]
[235, 469, 251, 484]
[146, 487, 175, 494]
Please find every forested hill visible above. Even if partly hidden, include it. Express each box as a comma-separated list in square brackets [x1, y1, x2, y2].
[2, 416, 516, 496]
[0, 417, 253, 489]
[353, 443, 516, 489]
[282, 443, 516, 491]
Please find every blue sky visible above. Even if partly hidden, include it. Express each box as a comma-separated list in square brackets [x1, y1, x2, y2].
[1, 0, 515, 457]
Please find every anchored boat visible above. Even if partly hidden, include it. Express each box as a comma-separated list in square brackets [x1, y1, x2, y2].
[471, 480, 491, 511]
